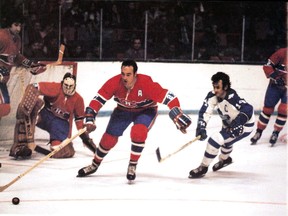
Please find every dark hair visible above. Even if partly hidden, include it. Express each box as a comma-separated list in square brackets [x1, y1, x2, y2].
[211, 72, 231, 90]
[62, 72, 76, 82]
[121, 60, 138, 73]
[4, 10, 24, 27]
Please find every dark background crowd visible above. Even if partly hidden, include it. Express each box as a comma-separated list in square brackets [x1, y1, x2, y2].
[0, 0, 286, 63]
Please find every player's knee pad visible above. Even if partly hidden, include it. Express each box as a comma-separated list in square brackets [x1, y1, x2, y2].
[278, 103, 287, 116]
[0, 104, 10, 117]
[100, 132, 118, 150]
[130, 124, 148, 143]
[51, 140, 75, 158]
[263, 106, 274, 115]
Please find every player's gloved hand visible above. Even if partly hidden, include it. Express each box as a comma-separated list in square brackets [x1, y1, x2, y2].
[274, 77, 285, 86]
[79, 131, 97, 153]
[169, 107, 191, 134]
[84, 122, 96, 133]
[0, 66, 10, 83]
[227, 112, 248, 138]
[22, 58, 46, 75]
[196, 119, 207, 141]
[84, 107, 97, 133]
[227, 122, 243, 138]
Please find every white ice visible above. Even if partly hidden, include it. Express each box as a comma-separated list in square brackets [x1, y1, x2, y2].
[0, 114, 287, 216]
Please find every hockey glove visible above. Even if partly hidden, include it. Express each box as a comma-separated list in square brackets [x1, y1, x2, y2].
[84, 107, 97, 133]
[274, 77, 285, 87]
[0, 66, 9, 83]
[22, 58, 46, 75]
[227, 113, 248, 138]
[196, 119, 207, 141]
[169, 107, 191, 134]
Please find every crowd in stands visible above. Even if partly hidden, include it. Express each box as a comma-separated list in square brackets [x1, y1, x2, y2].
[1, 0, 286, 63]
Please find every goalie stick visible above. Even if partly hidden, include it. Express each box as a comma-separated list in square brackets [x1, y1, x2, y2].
[156, 136, 201, 163]
[0, 128, 86, 192]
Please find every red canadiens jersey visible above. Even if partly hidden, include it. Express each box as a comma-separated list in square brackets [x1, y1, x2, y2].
[263, 48, 287, 83]
[89, 74, 180, 112]
[38, 82, 85, 134]
[0, 28, 25, 68]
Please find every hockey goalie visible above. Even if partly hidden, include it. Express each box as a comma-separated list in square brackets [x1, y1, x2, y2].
[9, 72, 96, 159]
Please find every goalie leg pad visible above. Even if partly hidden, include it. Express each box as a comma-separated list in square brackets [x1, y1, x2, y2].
[9, 119, 32, 158]
[18, 84, 40, 116]
[50, 140, 75, 158]
[12, 98, 44, 157]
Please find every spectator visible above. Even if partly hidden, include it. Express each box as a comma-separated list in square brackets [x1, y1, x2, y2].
[124, 37, 145, 60]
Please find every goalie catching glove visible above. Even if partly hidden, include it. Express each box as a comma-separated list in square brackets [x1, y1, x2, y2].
[169, 107, 191, 134]
[196, 119, 207, 141]
[22, 58, 46, 75]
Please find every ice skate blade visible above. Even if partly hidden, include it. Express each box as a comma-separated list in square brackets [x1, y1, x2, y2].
[127, 180, 135, 185]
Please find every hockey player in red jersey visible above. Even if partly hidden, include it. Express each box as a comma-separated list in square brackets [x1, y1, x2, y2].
[77, 60, 191, 181]
[9, 72, 96, 159]
[250, 47, 287, 146]
[0, 12, 47, 120]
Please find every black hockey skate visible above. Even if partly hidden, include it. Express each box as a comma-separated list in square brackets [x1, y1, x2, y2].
[77, 160, 99, 177]
[212, 157, 233, 171]
[188, 164, 208, 178]
[126, 163, 137, 182]
[269, 131, 279, 147]
[250, 131, 262, 145]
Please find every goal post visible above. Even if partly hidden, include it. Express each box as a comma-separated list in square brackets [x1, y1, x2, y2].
[0, 62, 78, 147]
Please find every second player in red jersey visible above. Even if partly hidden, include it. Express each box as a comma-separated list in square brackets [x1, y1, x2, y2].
[250, 47, 287, 146]
[77, 60, 192, 181]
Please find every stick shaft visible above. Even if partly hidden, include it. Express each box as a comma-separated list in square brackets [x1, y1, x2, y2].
[0, 128, 86, 192]
[46, 44, 65, 66]
[157, 136, 200, 162]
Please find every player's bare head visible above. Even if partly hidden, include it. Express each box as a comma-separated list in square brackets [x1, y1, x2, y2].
[62, 72, 76, 96]
[211, 72, 231, 91]
[5, 10, 24, 28]
[121, 60, 138, 74]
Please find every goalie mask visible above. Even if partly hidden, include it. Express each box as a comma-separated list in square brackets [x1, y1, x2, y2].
[62, 73, 76, 96]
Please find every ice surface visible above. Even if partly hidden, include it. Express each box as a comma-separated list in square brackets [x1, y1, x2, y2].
[0, 115, 287, 216]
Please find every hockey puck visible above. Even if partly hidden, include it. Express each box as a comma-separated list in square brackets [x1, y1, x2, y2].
[12, 197, 20, 205]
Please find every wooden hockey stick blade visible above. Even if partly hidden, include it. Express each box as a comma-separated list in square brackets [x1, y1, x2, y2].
[46, 44, 65, 66]
[0, 128, 86, 192]
[156, 135, 201, 163]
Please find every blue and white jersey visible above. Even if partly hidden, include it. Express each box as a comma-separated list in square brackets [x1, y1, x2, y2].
[199, 88, 255, 127]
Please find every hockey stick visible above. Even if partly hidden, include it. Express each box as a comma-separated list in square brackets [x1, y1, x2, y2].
[46, 44, 65, 66]
[0, 128, 86, 192]
[156, 135, 201, 163]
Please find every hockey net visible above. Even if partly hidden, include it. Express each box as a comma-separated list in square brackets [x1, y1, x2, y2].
[0, 62, 77, 148]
